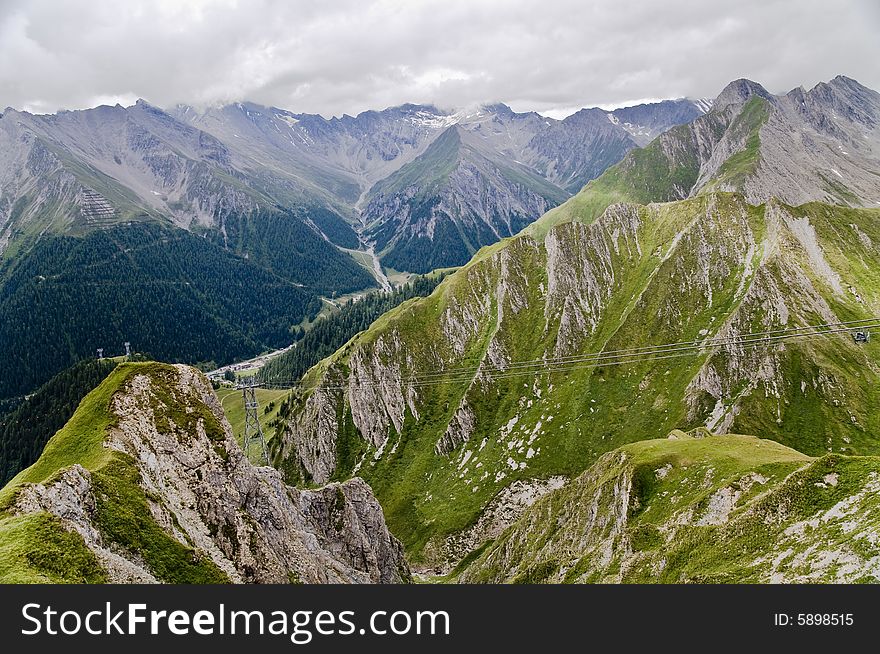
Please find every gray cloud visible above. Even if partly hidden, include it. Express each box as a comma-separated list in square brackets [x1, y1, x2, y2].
[1, 0, 878, 117]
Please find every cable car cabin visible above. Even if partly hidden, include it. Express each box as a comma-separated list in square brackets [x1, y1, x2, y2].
[853, 330, 871, 344]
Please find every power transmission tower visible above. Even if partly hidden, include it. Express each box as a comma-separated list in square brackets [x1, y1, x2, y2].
[240, 377, 269, 465]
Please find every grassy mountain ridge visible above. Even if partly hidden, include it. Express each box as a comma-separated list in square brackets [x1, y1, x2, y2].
[0, 358, 118, 485]
[277, 192, 880, 567]
[0, 363, 212, 583]
[367, 126, 464, 199]
[3, 76, 880, 584]
[0, 362, 409, 583]
[459, 430, 880, 583]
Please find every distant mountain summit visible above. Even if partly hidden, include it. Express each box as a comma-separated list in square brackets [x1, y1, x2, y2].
[350, 98, 707, 272]
[534, 75, 880, 235]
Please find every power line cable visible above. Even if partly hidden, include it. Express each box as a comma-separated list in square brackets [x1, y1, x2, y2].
[257, 318, 878, 392]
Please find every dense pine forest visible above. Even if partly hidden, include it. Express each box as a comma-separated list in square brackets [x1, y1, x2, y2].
[376, 202, 535, 274]
[258, 273, 446, 384]
[204, 208, 374, 295]
[300, 206, 362, 250]
[0, 221, 340, 399]
[0, 358, 118, 484]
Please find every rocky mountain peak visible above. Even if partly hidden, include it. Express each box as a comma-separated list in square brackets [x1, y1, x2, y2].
[805, 75, 880, 124]
[829, 74, 873, 93]
[131, 98, 169, 116]
[712, 78, 772, 111]
[481, 102, 519, 117]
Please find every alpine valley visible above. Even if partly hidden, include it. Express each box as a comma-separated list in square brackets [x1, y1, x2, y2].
[2, 75, 880, 584]
[0, 95, 705, 398]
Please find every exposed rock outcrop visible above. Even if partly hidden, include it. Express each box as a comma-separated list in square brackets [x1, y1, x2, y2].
[278, 191, 880, 569]
[459, 433, 880, 584]
[13, 364, 409, 584]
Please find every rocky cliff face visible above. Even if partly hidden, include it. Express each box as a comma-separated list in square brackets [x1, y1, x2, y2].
[611, 98, 712, 146]
[0, 130, 84, 251]
[2, 363, 409, 584]
[361, 127, 569, 272]
[277, 192, 880, 569]
[459, 431, 880, 584]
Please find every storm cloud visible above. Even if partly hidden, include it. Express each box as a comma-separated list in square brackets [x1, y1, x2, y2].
[1, 0, 878, 117]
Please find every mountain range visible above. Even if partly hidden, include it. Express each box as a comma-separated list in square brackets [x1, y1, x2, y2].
[0, 94, 707, 399]
[0, 94, 709, 264]
[2, 74, 880, 584]
[269, 75, 880, 575]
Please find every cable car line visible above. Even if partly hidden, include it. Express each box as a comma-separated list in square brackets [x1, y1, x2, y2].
[256, 318, 878, 392]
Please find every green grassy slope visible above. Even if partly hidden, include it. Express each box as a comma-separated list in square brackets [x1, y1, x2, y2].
[459, 431, 880, 583]
[217, 386, 288, 462]
[526, 99, 768, 240]
[0, 363, 228, 583]
[279, 193, 880, 565]
[0, 512, 108, 584]
[0, 364, 138, 503]
[369, 126, 463, 199]
[258, 274, 446, 385]
[0, 358, 118, 485]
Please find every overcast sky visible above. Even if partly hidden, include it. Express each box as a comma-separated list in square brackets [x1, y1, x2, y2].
[1, 0, 878, 118]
